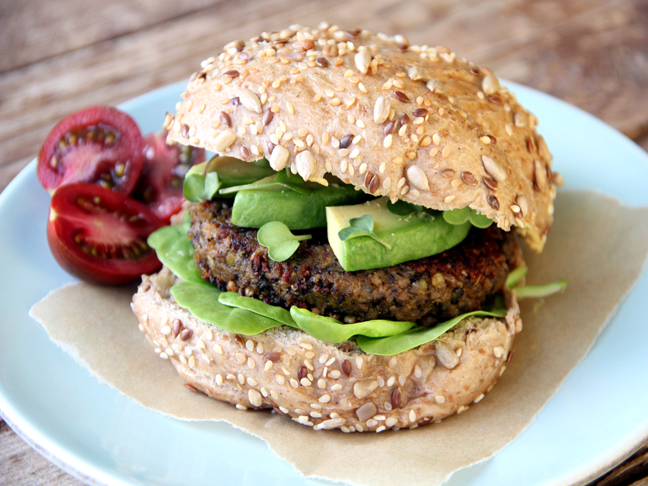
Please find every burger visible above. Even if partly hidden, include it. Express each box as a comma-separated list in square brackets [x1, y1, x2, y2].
[131, 23, 560, 432]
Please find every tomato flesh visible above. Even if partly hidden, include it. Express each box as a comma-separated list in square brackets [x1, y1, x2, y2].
[132, 132, 205, 222]
[47, 183, 163, 284]
[38, 106, 143, 194]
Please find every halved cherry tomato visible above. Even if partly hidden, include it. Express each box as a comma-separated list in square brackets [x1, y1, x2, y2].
[131, 132, 205, 223]
[37, 106, 143, 194]
[47, 183, 163, 285]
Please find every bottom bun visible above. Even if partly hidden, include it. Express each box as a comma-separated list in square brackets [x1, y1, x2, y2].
[132, 267, 522, 432]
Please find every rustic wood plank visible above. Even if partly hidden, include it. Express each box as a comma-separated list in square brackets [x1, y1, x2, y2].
[588, 442, 648, 486]
[2, 0, 648, 483]
[0, 0, 220, 74]
[2, 0, 648, 195]
[0, 420, 83, 486]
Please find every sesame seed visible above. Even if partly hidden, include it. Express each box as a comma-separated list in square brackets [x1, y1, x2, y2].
[409, 410, 417, 422]
[236, 404, 247, 411]
[319, 394, 331, 403]
[275, 374, 285, 385]
[331, 384, 342, 391]
[474, 394, 485, 403]
[457, 405, 469, 414]
[247, 377, 258, 387]
[398, 376, 406, 386]
[290, 378, 299, 388]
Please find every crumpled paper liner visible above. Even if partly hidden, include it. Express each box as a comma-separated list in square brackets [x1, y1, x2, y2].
[30, 190, 648, 486]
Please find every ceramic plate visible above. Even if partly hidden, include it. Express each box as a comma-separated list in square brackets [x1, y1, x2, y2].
[1, 81, 647, 486]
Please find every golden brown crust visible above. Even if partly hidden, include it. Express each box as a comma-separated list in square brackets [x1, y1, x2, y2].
[132, 267, 521, 432]
[166, 24, 557, 251]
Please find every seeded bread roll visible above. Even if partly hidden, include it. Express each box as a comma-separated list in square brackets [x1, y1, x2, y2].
[166, 23, 560, 251]
[132, 267, 521, 432]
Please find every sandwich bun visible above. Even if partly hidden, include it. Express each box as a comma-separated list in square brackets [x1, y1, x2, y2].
[132, 267, 521, 431]
[165, 23, 557, 251]
[132, 23, 558, 431]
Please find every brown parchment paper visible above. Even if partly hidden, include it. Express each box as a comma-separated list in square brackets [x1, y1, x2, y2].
[30, 190, 648, 486]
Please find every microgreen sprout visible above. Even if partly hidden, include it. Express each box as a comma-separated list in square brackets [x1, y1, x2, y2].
[257, 221, 311, 261]
[337, 215, 392, 249]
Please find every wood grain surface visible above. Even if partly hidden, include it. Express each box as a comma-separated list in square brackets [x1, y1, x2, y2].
[2, 0, 648, 484]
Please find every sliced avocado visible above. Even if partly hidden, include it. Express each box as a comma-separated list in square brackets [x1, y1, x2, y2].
[231, 177, 368, 229]
[326, 198, 471, 271]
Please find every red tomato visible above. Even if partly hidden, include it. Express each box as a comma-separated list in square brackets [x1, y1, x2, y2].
[131, 132, 205, 222]
[37, 106, 143, 194]
[47, 183, 163, 285]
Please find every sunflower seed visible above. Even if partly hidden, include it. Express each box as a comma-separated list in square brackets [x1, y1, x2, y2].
[354, 46, 372, 74]
[213, 129, 236, 152]
[407, 165, 429, 190]
[240, 88, 262, 114]
[373, 96, 391, 124]
[269, 145, 290, 170]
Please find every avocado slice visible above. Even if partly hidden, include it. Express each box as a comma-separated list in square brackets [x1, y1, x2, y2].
[231, 177, 368, 229]
[326, 198, 472, 272]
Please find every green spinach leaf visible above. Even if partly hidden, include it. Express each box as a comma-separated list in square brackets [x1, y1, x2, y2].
[290, 307, 415, 343]
[443, 207, 492, 228]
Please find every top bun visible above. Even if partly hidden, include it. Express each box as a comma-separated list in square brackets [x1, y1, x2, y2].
[166, 23, 559, 251]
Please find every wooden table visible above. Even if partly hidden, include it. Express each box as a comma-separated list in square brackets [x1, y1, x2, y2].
[1, 0, 648, 484]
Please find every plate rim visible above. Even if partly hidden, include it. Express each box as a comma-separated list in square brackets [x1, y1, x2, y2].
[1, 80, 647, 486]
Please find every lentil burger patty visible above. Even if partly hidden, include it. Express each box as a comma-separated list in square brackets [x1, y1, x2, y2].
[190, 199, 522, 325]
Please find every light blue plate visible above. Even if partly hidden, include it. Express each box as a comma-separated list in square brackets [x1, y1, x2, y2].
[1, 81, 647, 486]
